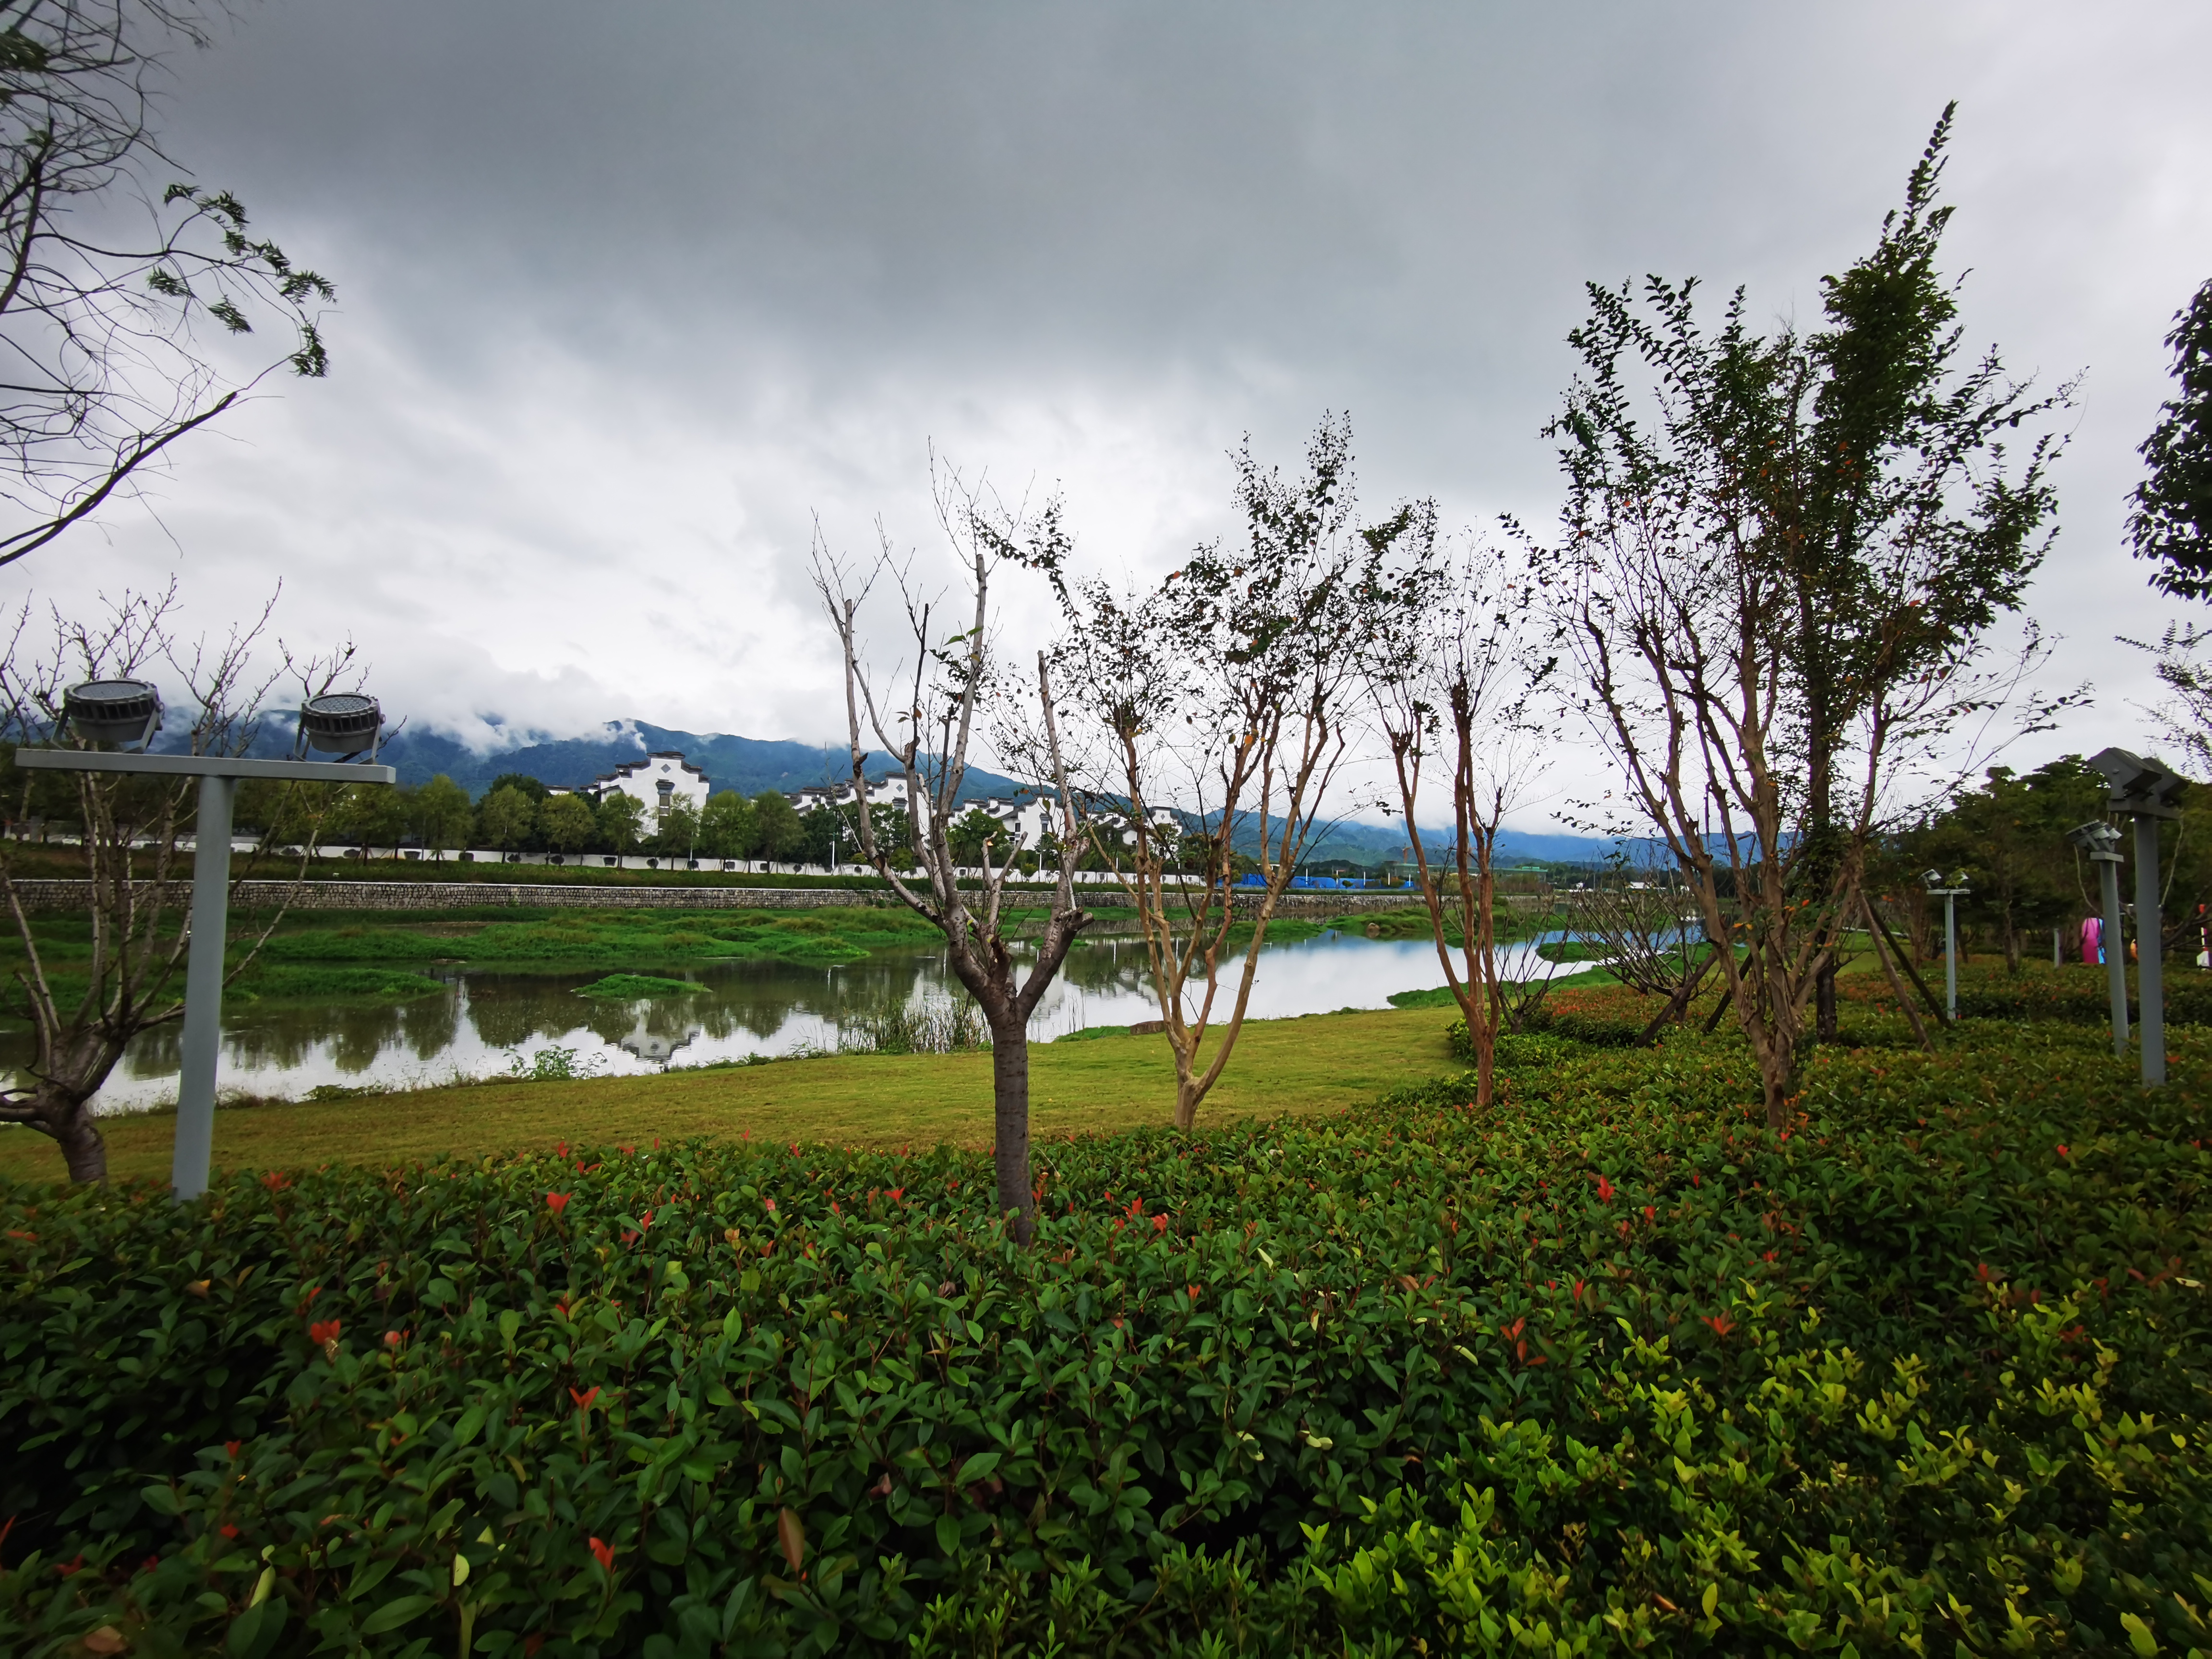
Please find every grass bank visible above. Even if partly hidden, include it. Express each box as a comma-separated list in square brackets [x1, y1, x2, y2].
[0, 1005, 1467, 1184]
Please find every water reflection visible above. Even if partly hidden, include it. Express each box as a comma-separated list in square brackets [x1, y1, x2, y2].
[5, 928, 1582, 1115]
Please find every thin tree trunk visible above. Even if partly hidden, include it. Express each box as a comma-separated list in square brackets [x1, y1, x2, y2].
[1862, 893, 1932, 1050]
[1636, 945, 1718, 1046]
[988, 1013, 1033, 1240]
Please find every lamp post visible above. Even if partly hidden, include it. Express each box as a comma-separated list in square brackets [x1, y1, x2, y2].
[2067, 820, 2129, 1062]
[17, 688, 395, 1198]
[1920, 869, 1970, 1024]
[2087, 747, 2187, 1088]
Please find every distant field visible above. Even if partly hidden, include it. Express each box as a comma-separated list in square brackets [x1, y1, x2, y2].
[0, 1004, 1470, 1183]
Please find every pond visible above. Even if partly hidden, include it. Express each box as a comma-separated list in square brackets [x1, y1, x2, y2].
[31, 928, 1588, 1114]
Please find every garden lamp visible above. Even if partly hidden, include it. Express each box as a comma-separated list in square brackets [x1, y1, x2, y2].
[16, 685, 397, 1199]
[2087, 746, 2185, 1087]
[1921, 868, 1970, 1024]
[2067, 819, 2129, 1063]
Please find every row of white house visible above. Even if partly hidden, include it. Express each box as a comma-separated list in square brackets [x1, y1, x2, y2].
[557, 751, 1178, 853]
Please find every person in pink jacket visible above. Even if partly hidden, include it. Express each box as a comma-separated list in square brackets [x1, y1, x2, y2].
[2081, 914, 2104, 966]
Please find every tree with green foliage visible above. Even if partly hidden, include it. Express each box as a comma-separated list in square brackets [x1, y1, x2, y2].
[1538, 108, 2071, 1126]
[476, 784, 536, 852]
[596, 792, 645, 858]
[1048, 416, 1427, 1132]
[538, 792, 595, 854]
[697, 791, 754, 859]
[484, 771, 550, 804]
[751, 790, 802, 863]
[2129, 278, 2212, 601]
[654, 796, 701, 860]
[1890, 758, 2106, 973]
[409, 774, 472, 862]
[797, 804, 848, 868]
[344, 780, 409, 859]
[947, 806, 1006, 866]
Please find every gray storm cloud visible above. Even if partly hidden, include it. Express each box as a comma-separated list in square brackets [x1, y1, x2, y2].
[3, 0, 2206, 827]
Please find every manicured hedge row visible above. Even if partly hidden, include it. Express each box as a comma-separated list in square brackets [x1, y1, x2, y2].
[1, 1023, 2207, 1655]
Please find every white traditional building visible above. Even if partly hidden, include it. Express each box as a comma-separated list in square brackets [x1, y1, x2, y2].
[788, 774, 928, 824]
[574, 751, 709, 822]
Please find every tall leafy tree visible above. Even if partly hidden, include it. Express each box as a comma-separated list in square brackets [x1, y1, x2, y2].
[538, 792, 595, 854]
[1539, 109, 2070, 1123]
[697, 791, 754, 858]
[750, 790, 802, 862]
[2129, 278, 2212, 600]
[596, 793, 644, 857]
[1759, 103, 2070, 1037]
[475, 785, 536, 852]
[409, 774, 472, 861]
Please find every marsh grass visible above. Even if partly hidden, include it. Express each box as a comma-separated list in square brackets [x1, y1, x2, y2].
[838, 999, 990, 1055]
[572, 973, 701, 999]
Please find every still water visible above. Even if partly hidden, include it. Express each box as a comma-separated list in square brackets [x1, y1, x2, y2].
[57, 929, 1580, 1114]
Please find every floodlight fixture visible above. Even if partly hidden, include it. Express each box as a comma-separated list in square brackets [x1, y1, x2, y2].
[61, 678, 162, 749]
[2067, 820, 2123, 859]
[14, 685, 396, 1202]
[2089, 746, 2188, 816]
[295, 692, 383, 761]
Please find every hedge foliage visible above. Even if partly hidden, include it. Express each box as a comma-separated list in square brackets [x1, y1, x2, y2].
[1, 1021, 2207, 1656]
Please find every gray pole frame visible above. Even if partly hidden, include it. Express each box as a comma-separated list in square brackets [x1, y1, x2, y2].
[2094, 850, 2129, 1061]
[2134, 815, 2166, 1088]
[14, 748, 395, 1197]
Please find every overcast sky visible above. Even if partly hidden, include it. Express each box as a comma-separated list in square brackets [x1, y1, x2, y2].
[10, 1, 2210, 826]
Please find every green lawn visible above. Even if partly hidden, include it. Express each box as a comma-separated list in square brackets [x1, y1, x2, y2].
[0, 1004, 1467, 1184]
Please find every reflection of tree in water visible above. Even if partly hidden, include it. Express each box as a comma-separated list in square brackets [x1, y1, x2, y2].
[465, 977, 577, 1051]
[330, 1005, 408, 1074]
[399, 989, 460, 1060]
[1053, 936, 1161, 998]
[52, 932, 1239, 1104]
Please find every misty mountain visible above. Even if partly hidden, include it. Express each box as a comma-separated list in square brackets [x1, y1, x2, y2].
[244, 715, 1607, 865]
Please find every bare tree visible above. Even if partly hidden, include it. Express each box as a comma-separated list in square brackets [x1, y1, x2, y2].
[1360, 535, 1553, 1106]
[0, 0, 334, 571]
[812, 470, 1089, 1244]
[0, 584, 358, 1179]
[1048, 417, 1425, 1130]
[1560, 850, 1720, 1043]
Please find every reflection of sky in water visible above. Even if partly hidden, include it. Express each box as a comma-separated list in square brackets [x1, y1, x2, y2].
[28, 928, 1585, 1115]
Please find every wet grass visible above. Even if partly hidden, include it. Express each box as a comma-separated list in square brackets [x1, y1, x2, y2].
[0, 1005, 1470, 1183]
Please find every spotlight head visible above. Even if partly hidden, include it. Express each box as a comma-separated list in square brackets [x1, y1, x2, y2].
[296, 692, 382, 759]
[2089, 745, 2188, 814]
[1921, 868, 1945, 890]
[61, 678, 162, 748]
[2067, 819, 2123, 858]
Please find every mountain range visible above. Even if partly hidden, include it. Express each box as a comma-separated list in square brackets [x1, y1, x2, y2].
[266, 717, 1607, 866]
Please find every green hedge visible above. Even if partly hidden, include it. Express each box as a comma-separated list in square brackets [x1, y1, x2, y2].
[1, 1024, 2207, 1655]
[1839, 962, 2212, 1028]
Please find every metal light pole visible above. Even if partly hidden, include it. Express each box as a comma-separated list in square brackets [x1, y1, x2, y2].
[2088, 747, 2187, 1088]
[19, 689, 394, 1197]
[2068, 820, 2129, 1061]
[1922, 869, 1970, 1024]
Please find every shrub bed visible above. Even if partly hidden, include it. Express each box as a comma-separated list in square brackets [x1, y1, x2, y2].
[1, 1024, 2207, 1655]
[1839, 960, 2212, 1027]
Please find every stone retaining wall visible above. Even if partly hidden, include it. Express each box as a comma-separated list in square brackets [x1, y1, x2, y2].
[2, 880, 879, 912]
[2, 880, 1516, 918]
